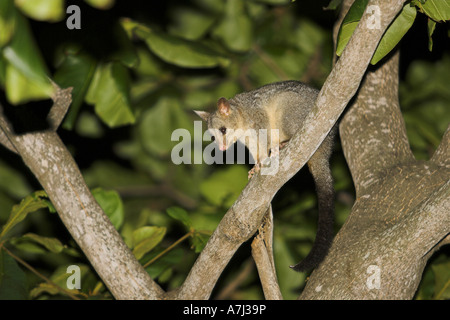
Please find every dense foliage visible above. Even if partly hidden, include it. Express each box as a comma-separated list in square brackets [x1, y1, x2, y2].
[0, 0, 448, 299]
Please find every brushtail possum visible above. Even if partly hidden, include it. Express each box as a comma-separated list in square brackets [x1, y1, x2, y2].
[195, 80, 336, 271]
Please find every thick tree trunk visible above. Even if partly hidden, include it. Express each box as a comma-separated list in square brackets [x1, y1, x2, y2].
[299, 8, 450, 299]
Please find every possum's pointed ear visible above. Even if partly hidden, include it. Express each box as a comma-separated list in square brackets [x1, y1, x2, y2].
[217, 97, 231, 117]
[194, 110, 210, 121]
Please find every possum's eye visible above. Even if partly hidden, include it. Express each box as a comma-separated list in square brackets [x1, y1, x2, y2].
[219, 127, 227, 135]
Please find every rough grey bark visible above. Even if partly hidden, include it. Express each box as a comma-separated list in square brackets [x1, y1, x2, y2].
[251, 206, 283, 300]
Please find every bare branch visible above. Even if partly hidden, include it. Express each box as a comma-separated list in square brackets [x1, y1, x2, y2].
[214, 259, 255, 300]
[47, 83, 72, 130]
[0, 88, 164, 300]
[252, 206, 282, 300]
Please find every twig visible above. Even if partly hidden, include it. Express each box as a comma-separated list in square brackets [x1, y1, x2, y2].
[214, 259, 255, 300]
[116, 185, 196, 210]
[251, 205, 282, 300]
[143, 231, 193, 268]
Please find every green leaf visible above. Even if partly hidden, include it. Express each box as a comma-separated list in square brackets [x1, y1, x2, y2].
[248, 46, 307, 85]
[54, 52, 97, 130]
[191, 231, 210, 253]
[4, 64, 53, 104]
[2, 19, 50, 83]
[85, 62, 135, 127]
[0, 55, 5, 86]
[157, 268, 172, 284]
[91, 188, 124, 230]
[74, 111, 104, 138]
[83, 161, 151, 189]
[132, 226, 166, 259]
[432, 261, 450, 299]
[166, 207, 192, 228]
[413, 0, 450, 22]
[0, 191, 49, 240]
[122, 19, 228, 68]
[251, 0, 290, 4]
[15, 0, 65, 22]
[212, 0, 253, 52]
[0, 159, 31, 198]
[110, 22, 139, 68]
[49, 264, 89, 288]
[139, 96, 192, 157]
[168, 7, 216, 40]
[415, 264, 435, 299]
[142, 30, 226, 68]
[371, 4, 416, 65]
[336, 0, 369, 56]
[29, 282, 60, 298]
[324, 0, 343, 11]
[2, 7, 47, 77]
[30, 264, 91, 298]
[84, 0, 115, 10]
[133, 47, 163, 77]
[143, 247, 183, 280]
[13, 233, 64, 254]
[2, 8, 54, 104]
[0, 250, 28, 299]
[199, 165, 248, 208]
[427, 18, 436, 51]
[0, 0, 16, 47]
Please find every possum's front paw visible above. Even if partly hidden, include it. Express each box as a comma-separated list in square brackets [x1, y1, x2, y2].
[279, 141, 289, 150]
[248, 163, 262, 179]
[248, 157, 272, 179]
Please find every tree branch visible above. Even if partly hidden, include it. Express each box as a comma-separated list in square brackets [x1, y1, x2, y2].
[175, 0, 408, 300]
[0, 87, 164, 300]
[299, 0, 449, 299]
[340, 50, 415, 196]
[251, 206, 283, 300]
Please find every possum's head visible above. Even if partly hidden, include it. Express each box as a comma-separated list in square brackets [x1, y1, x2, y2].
[194, 97, 244, 151]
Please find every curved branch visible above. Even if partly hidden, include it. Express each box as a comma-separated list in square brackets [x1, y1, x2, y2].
[340, 50, 414, 196]
[300, 0, 449, 300]
[251, 206, 282, 300]
[176, 0, 408, 300]
[0, 89, 164, 300]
